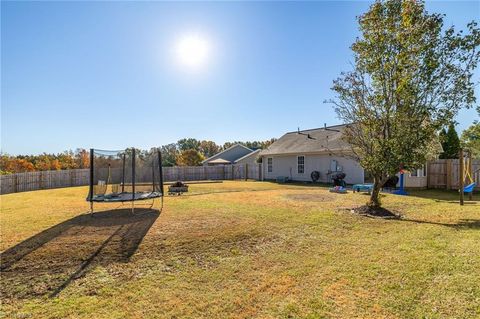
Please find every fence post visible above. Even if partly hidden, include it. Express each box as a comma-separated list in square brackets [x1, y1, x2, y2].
[468, 152, 473, 201]
[446, 159, 452, 190]
[459, 149, 464, 205]
[245, 164, 248, 181]
[13, 174, 18, 193]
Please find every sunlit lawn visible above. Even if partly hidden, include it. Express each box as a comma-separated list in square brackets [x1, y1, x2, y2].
[1, 181, 479, 318]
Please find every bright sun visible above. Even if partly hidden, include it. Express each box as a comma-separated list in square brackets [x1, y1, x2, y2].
[175, 34, 210, 69]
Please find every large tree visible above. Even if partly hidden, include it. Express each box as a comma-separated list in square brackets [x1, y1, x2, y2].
[176, 149, 204, 166]
[177, 138, 201, 152]
[199, 140, 221, 158]
[461, 121, 480, 159]
[440, 123, 461, 159]
[330, 0, 479, 207]
[160, 143, 179, 167]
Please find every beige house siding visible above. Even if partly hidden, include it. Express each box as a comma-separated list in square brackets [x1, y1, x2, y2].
[404, 176, 428, 188]
[261, 153, 364, 184]
[235, 151, 260, 166]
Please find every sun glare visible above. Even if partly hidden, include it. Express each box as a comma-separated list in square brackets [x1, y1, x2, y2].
[175, 34, 210, 70]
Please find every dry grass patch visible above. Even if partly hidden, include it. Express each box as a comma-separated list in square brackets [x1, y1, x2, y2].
[282, 193, 336, 202]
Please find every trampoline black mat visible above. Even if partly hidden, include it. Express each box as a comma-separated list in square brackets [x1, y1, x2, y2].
[90, 192, 162, 202]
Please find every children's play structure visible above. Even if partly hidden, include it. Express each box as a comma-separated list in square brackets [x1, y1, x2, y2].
[352, 174, 404, 194]
[352, 183, 373, 193]
[392, 169, 407, 195]
[459, 149, 477, 205]
[86, 148, 164, 213]
[329, 172, 348, 193]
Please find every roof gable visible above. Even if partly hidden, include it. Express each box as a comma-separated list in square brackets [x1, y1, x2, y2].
[234, 149, 261, 163]
[202, 144, 254, 164]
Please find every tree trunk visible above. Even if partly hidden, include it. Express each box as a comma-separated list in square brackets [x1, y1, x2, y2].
[368, 176, 383, 207]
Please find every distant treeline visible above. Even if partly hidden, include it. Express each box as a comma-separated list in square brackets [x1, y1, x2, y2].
[0, 149, 90, 175]
[0, 138, 276, 175]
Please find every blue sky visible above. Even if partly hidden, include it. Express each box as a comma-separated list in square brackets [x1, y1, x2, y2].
[2, 1, 479, 155]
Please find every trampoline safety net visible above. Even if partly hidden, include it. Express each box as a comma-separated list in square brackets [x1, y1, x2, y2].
[87, 148, 164, 203]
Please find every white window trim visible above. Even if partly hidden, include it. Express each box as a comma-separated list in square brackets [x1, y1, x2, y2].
[267, 157, 273, 173]
[297, 155, 305, 174]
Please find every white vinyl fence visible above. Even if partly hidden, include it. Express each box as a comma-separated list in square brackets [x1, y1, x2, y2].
[0, 164, 262, 195]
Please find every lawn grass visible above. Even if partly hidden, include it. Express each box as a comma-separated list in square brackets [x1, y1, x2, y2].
[1, 181, 479, 318]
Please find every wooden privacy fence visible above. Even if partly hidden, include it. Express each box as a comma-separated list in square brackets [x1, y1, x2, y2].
[0, 164, 262, 195]
[0, 169, 90, 194]
[427, 159, 480, 190]
[3, 160, 477, 195]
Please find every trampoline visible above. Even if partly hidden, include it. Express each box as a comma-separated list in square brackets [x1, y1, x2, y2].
[86, 148, 164, 214]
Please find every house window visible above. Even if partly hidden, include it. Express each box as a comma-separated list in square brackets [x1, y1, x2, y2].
[419, 165, 426, 177]
[297, 156, 305, 174]
[267, 158, 273, 173]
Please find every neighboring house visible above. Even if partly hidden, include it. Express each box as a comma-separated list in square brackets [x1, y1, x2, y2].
[234, 149, 261, 166]
[202, 144, 258, 166]
[258, 124, 432, 187]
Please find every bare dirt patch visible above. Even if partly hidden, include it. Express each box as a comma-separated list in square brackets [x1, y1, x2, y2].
[351, 205, 401, 218]
[283, 193, 336, 202]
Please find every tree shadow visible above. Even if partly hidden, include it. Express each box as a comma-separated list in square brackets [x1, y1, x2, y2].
[404, 189, 479, 204]
[396, 218, 480, 230]
[1, 208, 159, 299]
[350, 205, 480, 230]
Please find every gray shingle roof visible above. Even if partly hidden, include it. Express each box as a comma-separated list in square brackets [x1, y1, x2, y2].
[259, 124, 351, 156]
[202, 144, 253, 164]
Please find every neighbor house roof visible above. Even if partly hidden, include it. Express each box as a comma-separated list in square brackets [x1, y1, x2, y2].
[259, 124, 351, 156]
[202, 144, 254, 164]
[207, 158, 232, 164]
[234, 149, 261, 163]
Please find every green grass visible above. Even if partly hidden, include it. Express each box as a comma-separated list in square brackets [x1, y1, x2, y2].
[1, 181, 479, 318]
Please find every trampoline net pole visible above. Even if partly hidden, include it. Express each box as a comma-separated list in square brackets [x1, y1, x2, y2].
[158, 149, 164, 196]
[132, 148, 136, 203]
[152, 157, 155, 192]
[88, 148, 94, 202]
[122, 153, 126, 193]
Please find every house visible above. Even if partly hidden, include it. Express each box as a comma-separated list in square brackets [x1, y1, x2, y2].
[258, 124, 364, 184]
[234, 149, 261, 165]
[202, 144, 259, 166]
[258, 124, 430, 187]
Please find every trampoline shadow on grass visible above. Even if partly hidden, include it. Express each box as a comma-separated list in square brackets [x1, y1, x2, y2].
[0, 208, 159, 299]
